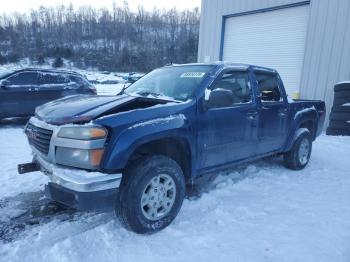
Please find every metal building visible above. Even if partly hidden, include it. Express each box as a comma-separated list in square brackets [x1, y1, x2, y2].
[198, 0, 350, 127]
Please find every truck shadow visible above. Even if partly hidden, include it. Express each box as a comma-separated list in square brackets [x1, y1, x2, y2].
[192, 156, 285, 197]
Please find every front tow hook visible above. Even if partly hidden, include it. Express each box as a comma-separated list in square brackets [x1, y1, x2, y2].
[18, 162, 40, 174]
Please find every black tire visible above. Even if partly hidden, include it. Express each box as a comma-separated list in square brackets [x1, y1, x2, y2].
[331, 106, 350, 113]
[334, 83, 350, 92]
[328, 120, 350, 130]
[334, 91, 350, 99]
[326, 128, 350, 136]
[329, 112, 350, 121]
[284, 130, 312, 170]
[115, 155, 186, 234]
[333, 98, 350, 106]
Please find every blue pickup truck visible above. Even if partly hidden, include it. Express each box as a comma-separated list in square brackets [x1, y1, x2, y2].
[19, 62, 325, 234]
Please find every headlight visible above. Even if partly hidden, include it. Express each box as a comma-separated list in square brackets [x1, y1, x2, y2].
[58, 126, 107, 140]
[56, 147, 104, 169]
[56, 125, 107, 169]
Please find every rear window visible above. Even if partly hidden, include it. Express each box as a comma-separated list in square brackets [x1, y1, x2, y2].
[69, 75, 88, 86]
[39, 73, 70, 85]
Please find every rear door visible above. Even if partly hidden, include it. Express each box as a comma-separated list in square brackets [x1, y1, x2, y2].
[0, 72, 40, 117]
[198, 69, 259, 169]
[255, 71, 289, 154]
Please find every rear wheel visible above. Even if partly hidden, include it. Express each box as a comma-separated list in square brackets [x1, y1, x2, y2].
[115, 155, 185, 234]
[284, 130, 312, 170]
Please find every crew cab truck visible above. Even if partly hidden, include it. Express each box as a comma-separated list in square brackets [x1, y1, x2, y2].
[18, 62, 325, 234]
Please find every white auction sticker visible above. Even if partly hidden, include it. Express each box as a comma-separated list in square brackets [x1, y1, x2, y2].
[180, 72, 206, 78]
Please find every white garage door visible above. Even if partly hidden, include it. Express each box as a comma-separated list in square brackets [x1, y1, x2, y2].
[222, 5, 309, 95]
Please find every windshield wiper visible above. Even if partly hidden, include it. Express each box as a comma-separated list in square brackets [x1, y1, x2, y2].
[135, 91, 161, 98]
[128, 90, 182, 103]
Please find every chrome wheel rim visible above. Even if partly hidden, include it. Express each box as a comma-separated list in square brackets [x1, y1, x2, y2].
[298, 138, 310, 165]
[141, 174, 176, 221]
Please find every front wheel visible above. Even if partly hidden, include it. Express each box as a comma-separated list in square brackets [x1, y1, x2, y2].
[284, 130, 312, 170]
[116, 155, 185, 234]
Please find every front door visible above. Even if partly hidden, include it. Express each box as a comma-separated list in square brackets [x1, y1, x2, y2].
[0, 71, 40, 117]
[198, 69, 258, 170]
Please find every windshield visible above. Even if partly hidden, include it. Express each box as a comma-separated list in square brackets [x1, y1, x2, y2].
[124, 65, 214, 101]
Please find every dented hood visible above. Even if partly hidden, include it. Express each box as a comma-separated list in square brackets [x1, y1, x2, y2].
[35, 94, 167, 125]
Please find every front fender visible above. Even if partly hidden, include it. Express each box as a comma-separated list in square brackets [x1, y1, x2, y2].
[101, 114, 193, 171]
[284, 107, 318, 152]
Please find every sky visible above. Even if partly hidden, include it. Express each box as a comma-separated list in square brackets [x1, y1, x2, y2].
[0, 0, 201, 14]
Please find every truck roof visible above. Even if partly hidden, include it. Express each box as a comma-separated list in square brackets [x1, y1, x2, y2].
[168, 62, 277, 73]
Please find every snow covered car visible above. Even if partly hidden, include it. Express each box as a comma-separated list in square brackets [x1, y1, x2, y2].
[0, 68, 96, 120]
[122, 72, 145, 83]
[18, 62, 325, 234]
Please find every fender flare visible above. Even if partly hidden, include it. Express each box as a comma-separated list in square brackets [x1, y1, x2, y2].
[284, 107, 318, 152]
[102, 114, 194, 171]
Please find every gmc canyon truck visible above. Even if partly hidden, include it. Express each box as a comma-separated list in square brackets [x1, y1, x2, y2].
[18, 62, 325, 234]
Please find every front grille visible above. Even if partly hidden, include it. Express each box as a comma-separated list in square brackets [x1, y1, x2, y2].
[25, 122, 53, 155]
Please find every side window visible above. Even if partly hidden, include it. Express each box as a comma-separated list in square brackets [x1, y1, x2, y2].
[256, 72, 282, 102]
[39, 73, 70, 86]
[69, 75, 84, 87]
[6, 72, 39, 86]
[210, 70, 252, 105]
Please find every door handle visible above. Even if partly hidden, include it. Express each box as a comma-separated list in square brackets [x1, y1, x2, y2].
[278, 108, 288, 116]
[246, 111, 258, 120]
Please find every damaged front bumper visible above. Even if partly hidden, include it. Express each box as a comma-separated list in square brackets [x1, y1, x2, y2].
[19, 155, 122, 211]
[35, 155, 122, 192]
[18, 117, 123, 211]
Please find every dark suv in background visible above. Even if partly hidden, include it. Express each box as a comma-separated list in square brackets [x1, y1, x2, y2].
[0, 68, 96, 120]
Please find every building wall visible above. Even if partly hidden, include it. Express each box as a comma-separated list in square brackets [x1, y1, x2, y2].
[198, 0, 304, 63]
[300, 0, 350, 119]
[198, 0, 350, 128]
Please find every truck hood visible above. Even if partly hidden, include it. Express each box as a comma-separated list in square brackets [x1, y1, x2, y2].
[35, 95, 171, 125]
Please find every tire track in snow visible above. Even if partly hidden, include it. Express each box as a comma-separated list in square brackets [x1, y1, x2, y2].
[0, 191, 77, 243]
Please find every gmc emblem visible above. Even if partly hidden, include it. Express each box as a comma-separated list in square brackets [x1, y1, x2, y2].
[26, 127, 37, 140]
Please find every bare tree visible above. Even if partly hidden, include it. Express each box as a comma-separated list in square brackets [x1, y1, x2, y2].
[0, 3, 200, 72]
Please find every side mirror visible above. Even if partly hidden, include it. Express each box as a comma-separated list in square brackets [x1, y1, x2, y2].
[207, 88, 234, 109]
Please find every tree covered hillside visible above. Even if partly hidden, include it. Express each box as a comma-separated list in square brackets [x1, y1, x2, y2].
[0, 2, 200, 72]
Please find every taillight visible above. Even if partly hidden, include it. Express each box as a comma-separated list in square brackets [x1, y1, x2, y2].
[90, 86, 97, 94]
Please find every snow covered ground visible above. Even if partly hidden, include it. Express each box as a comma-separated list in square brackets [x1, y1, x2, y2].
[0, 118, 350, 262]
